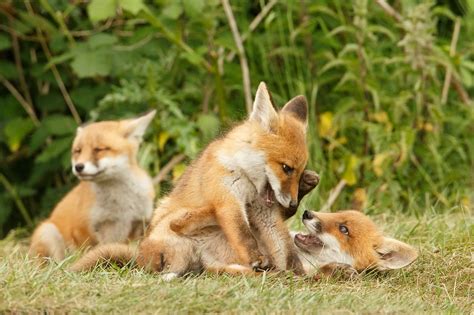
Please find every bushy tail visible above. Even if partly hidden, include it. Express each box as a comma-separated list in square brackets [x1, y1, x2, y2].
[70, 243, 136, 272]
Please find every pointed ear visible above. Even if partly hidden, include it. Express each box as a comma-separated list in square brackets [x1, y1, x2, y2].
[123, 110, 156, 141]
[376, 237, 418, 270]
[281, 95, 308, 127]
[249, 82, 278, 132]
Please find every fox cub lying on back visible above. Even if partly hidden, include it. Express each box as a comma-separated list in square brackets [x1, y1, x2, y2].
[29, 111, 156, 261]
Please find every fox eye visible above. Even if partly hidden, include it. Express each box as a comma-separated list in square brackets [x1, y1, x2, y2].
[94, 147, 110, 153]
[282, 164, 294, 175]
[339, 224, 349, 235]
[73, 148, 81, 154]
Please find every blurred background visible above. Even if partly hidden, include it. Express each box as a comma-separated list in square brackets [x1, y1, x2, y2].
[0, 0, 472, 237]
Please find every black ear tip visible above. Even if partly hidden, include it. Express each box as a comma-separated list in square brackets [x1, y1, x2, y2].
[283, 95, 308, 121]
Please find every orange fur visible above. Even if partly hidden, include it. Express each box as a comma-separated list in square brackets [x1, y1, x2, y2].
[135, 83, 309, 274]
[295, 210, 418, 274]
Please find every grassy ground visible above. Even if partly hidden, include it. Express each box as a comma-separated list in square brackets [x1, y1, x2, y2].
[1, 208, 472, 313]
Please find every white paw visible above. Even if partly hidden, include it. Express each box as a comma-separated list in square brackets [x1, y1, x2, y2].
[161, 272, 178, 282]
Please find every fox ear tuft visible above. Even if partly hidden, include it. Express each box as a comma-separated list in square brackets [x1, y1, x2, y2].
[123, 110, 156, 141]
[249, 82, 278, 132]
[376, 237, 418, 270]
[281, 95, 308, 127]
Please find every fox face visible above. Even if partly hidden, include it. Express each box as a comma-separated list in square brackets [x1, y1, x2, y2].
[71, 111, 155, 181]
[249, 83, 308, 208]
[295, 210, 418, 271]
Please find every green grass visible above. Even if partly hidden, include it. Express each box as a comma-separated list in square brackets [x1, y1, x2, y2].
[1, 209, 472, 313]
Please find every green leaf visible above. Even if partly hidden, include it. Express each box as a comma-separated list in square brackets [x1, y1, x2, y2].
[0, 34, 11, 51]
[88, 33, 118, 48]
[197, 114, 220, 142]
[0, 61, 17, 79]
[88, 0, 117, 23]
[36, 137, 72, 163]
[42, 115, 77, 136]
[119, 0, 146, 15]
[342, 154, 359, 186]
[18, 11, 56, 34]
[183, 0, 204, 18]
[162, 2, 183, 19]
[70, 51, 113, 78]
[29, 127, 49, 152]
[4, 118, 35, 152]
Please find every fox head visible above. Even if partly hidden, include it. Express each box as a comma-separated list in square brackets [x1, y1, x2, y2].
[71, 110, 156, 181]
[250, 82, 308, 208]
[295, 210, 418, 271]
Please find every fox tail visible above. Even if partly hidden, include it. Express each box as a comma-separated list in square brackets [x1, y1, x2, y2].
[70, 243, 136, 272]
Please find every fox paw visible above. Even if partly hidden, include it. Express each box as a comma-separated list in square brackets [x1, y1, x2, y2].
[251, 256, 273, 272]
[299, 170, 320, 195]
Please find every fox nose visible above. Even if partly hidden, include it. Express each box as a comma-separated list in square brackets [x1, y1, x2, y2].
[290, 199, 298, 208]
[302, 210, 313, 220]
[75, 163, 85, 173]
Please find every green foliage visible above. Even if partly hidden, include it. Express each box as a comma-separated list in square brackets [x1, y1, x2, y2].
[0, 0, 473, 236]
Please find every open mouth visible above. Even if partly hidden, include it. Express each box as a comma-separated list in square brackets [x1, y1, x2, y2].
[76, 170, 105, 180]
[260, 182, 276, 207]
[294, 233, 324, 248]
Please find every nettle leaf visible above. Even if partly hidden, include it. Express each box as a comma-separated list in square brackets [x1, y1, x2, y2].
[88, 0, 117, 23]
[4, 118, 35, 152]
[36, 137, 72, 163]
[42, 115, 77, 136]
[183, 0, 205, 18]
[119, 0, 146, 15]
[88, 33, 118, 48]
[18, 11, 56, 34]
[197, 113, 220, 142]
[70, 50, 113, 78]
[162, 2, 183, 19]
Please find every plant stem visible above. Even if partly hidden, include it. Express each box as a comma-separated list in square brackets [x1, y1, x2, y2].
[222, 0, 252, 114]
[0, 173, 34, 228]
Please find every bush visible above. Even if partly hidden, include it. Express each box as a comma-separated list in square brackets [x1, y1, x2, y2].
[0, 0, 472, 236]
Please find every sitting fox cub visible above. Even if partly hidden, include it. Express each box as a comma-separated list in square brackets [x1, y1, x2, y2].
[138, 82, 309, 275]
[29, 111, 156, 261]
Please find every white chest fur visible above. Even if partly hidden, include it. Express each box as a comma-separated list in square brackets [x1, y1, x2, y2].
[90, 173, 153, 244]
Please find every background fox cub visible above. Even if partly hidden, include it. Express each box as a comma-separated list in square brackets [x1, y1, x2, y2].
[29, 111, 156, 261]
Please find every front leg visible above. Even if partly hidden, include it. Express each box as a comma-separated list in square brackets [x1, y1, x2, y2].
[215, 200, 269, 270]
[251, 211, 304, 274]
[94, 219, 131, 244]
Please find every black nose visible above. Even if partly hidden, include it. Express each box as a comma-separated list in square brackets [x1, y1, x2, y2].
[302, 210, 313, 220]
[290, 199, 298, 208]
[75, 163, 85, 173]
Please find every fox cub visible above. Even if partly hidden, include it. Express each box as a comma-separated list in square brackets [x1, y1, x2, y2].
[294, 210, 418, 277]
[29, 111, 156, 261]
[134, 82, 309, 277]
